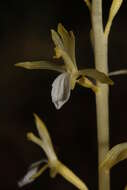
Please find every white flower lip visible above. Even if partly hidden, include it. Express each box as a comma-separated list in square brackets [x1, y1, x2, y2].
[51, 72, 71, 109]
[18, 164, 39, 187]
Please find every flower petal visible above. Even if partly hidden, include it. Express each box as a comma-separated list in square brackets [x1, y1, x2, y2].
[54, 47, 75, 73]
[30, 164, 48, 180]
[33, 114, 57, 162]
[18, 160, 42, 187]
[15, 61, 65, 73]
[57, 161, 88, 190]
[51, 24, 77, 73]
[100, 142, 127, 172]
[51, 29, 64, 50]
[79, 69, 114, 85]
[58, 23, 77, 68]
[27, 132, 43, 148]
[33, 114, 53, 146]
[51, 72, 71, 109]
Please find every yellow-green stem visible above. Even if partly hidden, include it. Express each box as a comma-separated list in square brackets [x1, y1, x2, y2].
[91, 0, 110, 190]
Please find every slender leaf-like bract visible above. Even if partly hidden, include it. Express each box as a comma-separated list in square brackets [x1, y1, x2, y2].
[100, 143, 127, 171]
[105, 0, 123, 37]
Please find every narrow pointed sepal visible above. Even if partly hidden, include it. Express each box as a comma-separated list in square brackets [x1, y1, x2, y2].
[15, 61, 65, 73]
[33, 113, 57, 162]
[57, 23, 77, 68]
[51, 72, 71, 109]
[57, 161, 88, 190]
[51, 24, 77, 73]
[51, 29, 64, 50]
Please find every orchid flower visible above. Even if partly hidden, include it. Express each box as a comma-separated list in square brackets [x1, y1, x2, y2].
[16, 23, 113, 109]
[18, 114, 88, 190]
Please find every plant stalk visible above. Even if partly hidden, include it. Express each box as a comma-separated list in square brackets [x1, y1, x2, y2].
[91, 1, 110, 190]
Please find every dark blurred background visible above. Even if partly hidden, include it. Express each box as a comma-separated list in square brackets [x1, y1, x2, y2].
[0, 0, 127, 190]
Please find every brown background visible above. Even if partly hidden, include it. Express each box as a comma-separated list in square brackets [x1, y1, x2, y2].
[0, 0, 127, 189]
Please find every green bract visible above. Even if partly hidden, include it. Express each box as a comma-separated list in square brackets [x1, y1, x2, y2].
[100, 142, 127, 172]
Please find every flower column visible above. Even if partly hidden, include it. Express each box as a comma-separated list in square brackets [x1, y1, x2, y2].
[91, 1, 110, 190]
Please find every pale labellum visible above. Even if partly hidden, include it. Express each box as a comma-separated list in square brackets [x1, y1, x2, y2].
[18, 166, 38, 187]
[18, 160, 43, 187]
[51, 72, 71, 109]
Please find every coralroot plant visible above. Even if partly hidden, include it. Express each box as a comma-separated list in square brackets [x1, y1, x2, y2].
[15, 0, 127, 190]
